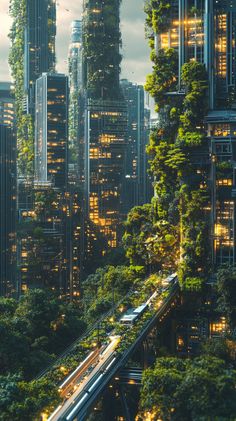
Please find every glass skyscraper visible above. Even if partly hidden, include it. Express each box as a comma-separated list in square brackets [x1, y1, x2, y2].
[120, 79, 152, 212]
[24, 0, 56, 114]
[35, 73, 69, 190]
[0, 125, 16, 296]
[82, 0, 127, 248]
[155, 0, 236, 266]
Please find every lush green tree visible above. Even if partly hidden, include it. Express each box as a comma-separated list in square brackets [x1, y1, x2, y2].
[123, 204, 179, 272]
[0, 289, 86, 378]
[83, 265, 143, 320]
[0, 374, 59, 421]
[138, 356, 236, 420]
[145, 48, 178, 111]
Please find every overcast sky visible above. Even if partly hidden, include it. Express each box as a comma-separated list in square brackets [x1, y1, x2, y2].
[0, 0, 151, 85]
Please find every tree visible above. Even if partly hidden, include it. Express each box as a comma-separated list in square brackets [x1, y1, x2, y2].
[83, 265, 143, 321]
[0, 374, 59, 421]
[0, 289, 86, 378]
[123, 204, 179, 272]
[138, 356, 236, 420]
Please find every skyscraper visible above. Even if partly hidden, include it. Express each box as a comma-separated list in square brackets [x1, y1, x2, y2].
[35, 73, 69, 190]
[154, 0, 236, 266]
[9, 0, 57, 177]
[68, 20, 83, 177]
[0, 125, 16, 296]
[24, 0, 56, 114]
[69, 20, 83, 96]
[83, 0, 122, 100]
[82, 0, 127, 247]
[120, 79, 152, 211]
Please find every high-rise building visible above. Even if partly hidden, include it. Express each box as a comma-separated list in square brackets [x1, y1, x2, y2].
[155, 0, 236, 267]
[68, 20, 83, 178]
[83, 0, 122, 100]
[0, 82, 15, 127]
[82, 0, 127, 247]
[0, 125, 16, 296]
[24, 0, 56, 114]
[85, 99, 127, 247]
[120, 79, 152, 211]
[69, 20, 83, 96]
[35, 73, 69, 190]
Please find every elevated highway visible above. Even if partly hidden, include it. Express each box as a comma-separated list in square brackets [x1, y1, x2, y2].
[47, 280, 179, 421]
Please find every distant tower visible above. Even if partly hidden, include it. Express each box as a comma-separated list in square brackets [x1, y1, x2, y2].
[82, 0, 128, 248]
[0, 124, 16, 296]
[68, 20, 83, 174]
[24, 0, 56, 114]
[120, 79, 152, 211]
[69, 20, 83, 94]
[35, 73, 69, 190]
[83, 0, 122, 100]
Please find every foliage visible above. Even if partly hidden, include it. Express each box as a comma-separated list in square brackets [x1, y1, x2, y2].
[83, 0, 122, 99]
[145, 48, 178, 111]
[0, 290, 86, 378]
[9, 0, 34, 176]
[83, 265, 143, 321]
[144, 0, 210, 289]
[138, 356, 236, 420]
[123, 204, 179, 271]
[0, 374, 59, 421]
[145, 0, 172, 35]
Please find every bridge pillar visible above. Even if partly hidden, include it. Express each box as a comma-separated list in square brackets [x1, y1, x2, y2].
[119, 385, 132, 421]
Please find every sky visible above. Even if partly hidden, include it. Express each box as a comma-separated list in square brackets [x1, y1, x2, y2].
[0, 0, 152, 86]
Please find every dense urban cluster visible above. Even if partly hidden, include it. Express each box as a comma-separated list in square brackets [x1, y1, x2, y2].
[1, 0, 236, 420]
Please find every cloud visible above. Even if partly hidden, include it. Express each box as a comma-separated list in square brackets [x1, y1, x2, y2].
[0, 0, 12, 81]
[0, 0, 151, 85]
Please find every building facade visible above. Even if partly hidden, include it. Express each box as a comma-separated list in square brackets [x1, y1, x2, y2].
[120, 79, 152, 211]
[68, 20, 83, 179]
[0, 125, 16, 296]
[82, 0, 128, 247]
[0, 82, 15, 127]
[35, 73, 69, 190]
[24, 0, 56, 114]
[155, 0, 236, 267]
[84, 99, 127, 247]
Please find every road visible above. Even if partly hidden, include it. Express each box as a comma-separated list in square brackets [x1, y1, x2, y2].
[47, 336, 120, 421]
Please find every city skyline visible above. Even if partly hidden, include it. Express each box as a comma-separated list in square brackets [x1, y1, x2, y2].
[0, 0, 151, 85]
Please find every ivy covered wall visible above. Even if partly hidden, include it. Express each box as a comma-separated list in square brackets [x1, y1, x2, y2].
[83, 0, 122, 100]
[144, 0, 211, 290]
[9, 0, 34, 176]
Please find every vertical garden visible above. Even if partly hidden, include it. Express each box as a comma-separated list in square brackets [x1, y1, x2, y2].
[83, 0, 122, 100]
[143, 0, 211, 289]
[9, 0, 34, 176]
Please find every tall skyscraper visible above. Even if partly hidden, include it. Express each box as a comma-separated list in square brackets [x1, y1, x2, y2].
[24, 0, 56, 114]
[69, 20, 83, 96]
[155, 0, 236, 267]
[9, 0, 57, 177]
[120, 79, 152, 211]
[82, 0, 127, 247]
[68, 20, 83, 178]
[0, 125, 16, 296]
[35, 73, 69, 190]
[83, 0, 122, 100]
[85, 99, 127, 247]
